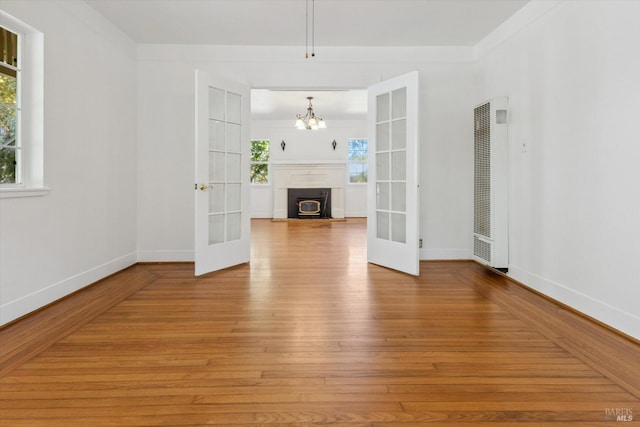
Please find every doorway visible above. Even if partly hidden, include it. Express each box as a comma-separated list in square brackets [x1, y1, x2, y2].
[195, 73, 420, 276]
[249, 89, 368, 219]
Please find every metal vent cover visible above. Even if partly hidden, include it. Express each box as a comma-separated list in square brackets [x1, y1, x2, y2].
[474, 102, 491, 239]
[474, 236, 492, 263]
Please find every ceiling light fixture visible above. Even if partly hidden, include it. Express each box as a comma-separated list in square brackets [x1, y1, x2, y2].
[295, 96, 326, 130]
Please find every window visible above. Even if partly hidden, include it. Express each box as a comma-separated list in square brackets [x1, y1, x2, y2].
[0, 26, 19, 184]
[0, 11, 45, 198]
[348, 138, 368, 183]
[250, 139, 269, 184]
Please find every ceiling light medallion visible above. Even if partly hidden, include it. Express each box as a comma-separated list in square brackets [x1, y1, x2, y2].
[295, 96, 326, 130]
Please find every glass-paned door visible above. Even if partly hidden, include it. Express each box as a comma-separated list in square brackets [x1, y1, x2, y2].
[195, 70, 250, 275]
[367, 71, 420, 276]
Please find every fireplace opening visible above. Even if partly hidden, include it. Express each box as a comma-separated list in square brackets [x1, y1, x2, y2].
[297, 198, 322, 218]
[287, 188, 331, 219]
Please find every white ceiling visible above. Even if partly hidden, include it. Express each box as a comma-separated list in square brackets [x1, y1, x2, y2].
[86, 0, 530, 120]
[87, 0, 530, 47]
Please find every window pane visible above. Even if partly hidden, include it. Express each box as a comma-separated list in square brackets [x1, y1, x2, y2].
[227, 183, 241, 211]
[391, 119, 406, 150]
[227, 92, 241, 124]
[349, 163, 367, 183]
[376, 93, 390, 122]
[250, 140, 270, 162]
[391, 182, 406, 212]
[392, 87, 406, 119]
[377, 152, 389, 181]
[377, 182, 390, 210]
[250, 140, 270, 184]
[208, 87, 225, 120]
[227, 123, 241, 153]
[0, 147, 16, 184]
[0, 73, 17, 184]
[1, 74, 17, 143]
[0, 28, 19, 68]
[227, 212, 241, 241]
[227, 153, 241, 182]
[208, 214, 225, 245]
[391, 151, 406, 181]
[377, 212, 390, 240]
[376, 123, 389, 152]
[209, 183, 225, 214]
[347, 138, 368, 183]
[348, 139, 367, 153]
[209, 120, 225, 150]
[391, 213, 406, 243]
[210, 152, 225, 182]
[250, 163, 269, 184]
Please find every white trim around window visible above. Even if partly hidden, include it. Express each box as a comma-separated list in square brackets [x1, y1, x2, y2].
[0, 11, 46, 198]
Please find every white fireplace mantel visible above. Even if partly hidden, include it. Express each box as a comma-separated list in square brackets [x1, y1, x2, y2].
[271, 162, 346, 219]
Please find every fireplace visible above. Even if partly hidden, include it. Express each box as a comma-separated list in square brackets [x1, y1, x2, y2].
[271, 163, 345, 219]
[297, 199, 321, 218]
[288, 188, 331, 219]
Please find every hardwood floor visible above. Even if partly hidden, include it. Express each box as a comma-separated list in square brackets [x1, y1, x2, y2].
[1, 218, 639, 426]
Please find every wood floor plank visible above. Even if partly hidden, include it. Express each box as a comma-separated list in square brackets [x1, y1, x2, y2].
[1, 218, 638, 425]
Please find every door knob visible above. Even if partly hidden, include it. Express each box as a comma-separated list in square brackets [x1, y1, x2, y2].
[199, 184, 210, 191]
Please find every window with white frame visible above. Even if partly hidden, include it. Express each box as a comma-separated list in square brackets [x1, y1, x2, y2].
[250, 139, 270, 184]
[347, 138, 368, 183]
[0, 26, 19, 184]
[0, 11, 45, 197]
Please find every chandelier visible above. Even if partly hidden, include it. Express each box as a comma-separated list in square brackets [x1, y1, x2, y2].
[295, 97, 326, 130]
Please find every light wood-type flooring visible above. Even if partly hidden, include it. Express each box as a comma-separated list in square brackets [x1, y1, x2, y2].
[1, 218, 639, 426]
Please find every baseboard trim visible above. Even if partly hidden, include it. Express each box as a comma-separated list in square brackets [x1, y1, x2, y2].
[421, 248, 471, 260]
[137, 250, 195, 262]
[0, 251, 137, 326]
[507, 264, 640, 341]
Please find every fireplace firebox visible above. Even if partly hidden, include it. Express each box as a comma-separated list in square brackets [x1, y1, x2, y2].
[287, 188, 331, 219]
[297, 198, 322, 218]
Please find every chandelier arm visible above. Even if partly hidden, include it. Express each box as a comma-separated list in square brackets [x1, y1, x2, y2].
[295, 96, 325, 130]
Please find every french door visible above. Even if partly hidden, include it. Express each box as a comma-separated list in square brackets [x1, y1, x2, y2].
[367, 71, 420, 276]
[194, 70, 251, 276]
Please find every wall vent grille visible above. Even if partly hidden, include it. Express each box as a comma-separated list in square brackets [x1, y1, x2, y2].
[473, 97, 508, 271]
[474, 236, 492, 263]
[474, 102, 491, 239]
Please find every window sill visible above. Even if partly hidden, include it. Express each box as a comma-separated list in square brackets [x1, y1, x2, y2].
[0, 187, 51, 199]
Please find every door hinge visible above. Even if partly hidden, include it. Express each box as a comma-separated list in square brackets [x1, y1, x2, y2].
[419, 238, 423, 249]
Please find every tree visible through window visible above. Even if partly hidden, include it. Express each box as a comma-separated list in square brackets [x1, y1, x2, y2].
[0, 26, 19, 184]
[348, 139, 368, 183]
[250, 139, 269, 184]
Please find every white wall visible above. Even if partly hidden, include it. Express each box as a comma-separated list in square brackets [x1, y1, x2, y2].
[250, 118, 368, 218]
[136, 45, 477, 262]
[0, 1, 138, 325]
[475, 0, 640, 338]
